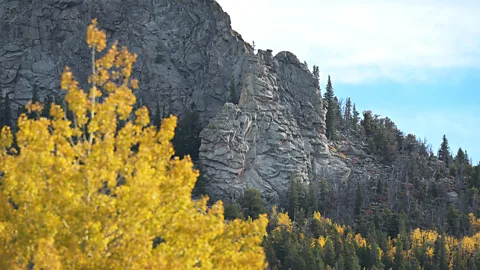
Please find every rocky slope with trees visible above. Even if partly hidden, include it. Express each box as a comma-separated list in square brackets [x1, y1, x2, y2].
[1, 1, 480, 268]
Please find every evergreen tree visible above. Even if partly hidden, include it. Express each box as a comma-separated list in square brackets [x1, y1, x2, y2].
[229, 75, 239, 104]
[171, 103, 201, 160]
[312, 65, 320, 81]
[40, 94, 54, 119]
[354, 183, 363, 219]
[446, 205, 460, 236]
[223, 204, 245, 220]
[344, 97, 352, 128]
[333, 96, 343, 131]
[344, 243, 360, 270]
[352, 103, 359, 130]
[433, 234, 449, 270]
[324, 75, 336, 139]
[31, 85, 40, 103]
[455, 147, 466, 165]
[319, 177, 329, 214]
[393, 237, 405, 270]
[239, 189, 266, 219]
[324, 239, 335, 267]
[307, 183, 319, 215]
[288, 178, 300, 220]
[438, 135, 451, 168]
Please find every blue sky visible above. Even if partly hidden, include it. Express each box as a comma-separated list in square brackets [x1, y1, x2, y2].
[216, 0, 480, 164]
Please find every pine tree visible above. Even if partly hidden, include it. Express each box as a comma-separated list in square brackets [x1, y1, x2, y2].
[354, 183, 363, 219]
[229, 75, 238, 104]
[171, 103, 201, 160]
[319, 177, 329, 214]
[32, 85, 40, 103]
[433, 234, 449, 270]
[307, 183, 319, 215]
[456, 148, 466, 164]
[446, 205, 460, 236]
[393, 238, 405, 270]
[223, 204, 245, 220]
[334, 97, 343, 131]
[352, 103, 359, 130]
[40, 94, 54, 119]
[239, 189, 267, 219]
[324, 239, 335, 267]
[344, 97, 352, 129]
[398, 212, 410, 250]
[324, 75, 336, 139]
[288, 178, 300, 220]
[438, 135, 451, 168]
[312, 65, 320, 81]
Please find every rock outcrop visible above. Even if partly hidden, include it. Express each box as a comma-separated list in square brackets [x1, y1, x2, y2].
[0, 0, 250, 120]
[1, 0, 352, 206]
[199, 50, 350, 205]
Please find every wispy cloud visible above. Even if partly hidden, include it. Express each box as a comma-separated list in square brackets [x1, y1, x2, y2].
[217, 0, 480, 84]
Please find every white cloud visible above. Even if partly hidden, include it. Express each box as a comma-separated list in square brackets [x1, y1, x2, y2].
[216, 0, 480, 84]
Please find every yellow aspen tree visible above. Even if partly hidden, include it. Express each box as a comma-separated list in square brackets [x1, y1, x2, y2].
[0, 19, 268, 270]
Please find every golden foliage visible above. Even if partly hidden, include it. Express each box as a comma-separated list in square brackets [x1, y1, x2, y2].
[0, 19, 267, 269]
[469, 213, 480, 233]
[317, 236, 328, 248]
[275, 212, 293, 233]
[354, 233, 367, 248]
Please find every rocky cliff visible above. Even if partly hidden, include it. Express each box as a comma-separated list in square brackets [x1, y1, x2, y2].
[1, 0, 351, 206]
[199, 50, 351, 205]
[0, 0, 249, 120]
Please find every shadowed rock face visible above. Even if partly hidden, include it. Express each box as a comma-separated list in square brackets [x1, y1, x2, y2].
[199, 50, 350, 205]
[0, 0, 250, 120]
[1, 0, 351, 206]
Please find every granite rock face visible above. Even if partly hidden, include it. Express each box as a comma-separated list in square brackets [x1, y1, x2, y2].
[0, 0, 250, 120]
[1, 0, 351, 205]
[199, 50, 351, 205]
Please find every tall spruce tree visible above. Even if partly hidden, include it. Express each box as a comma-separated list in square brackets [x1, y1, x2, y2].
[239, 189, 266, 219]
[438, 135, 451, 168]
[324, 75, 336, 139]
[352, 103, 359, 130]
[354, 183, 363, 219]
[433, 234, 449, 270]
[229, 75, 238, 104]
[288, 178, 300, 220]
[344, 97, 352, 128]
[334, 97, 343, 131]
[319, 177, 329, 214]
[171, 103, 202, 160]
[312, 65, 320, 80]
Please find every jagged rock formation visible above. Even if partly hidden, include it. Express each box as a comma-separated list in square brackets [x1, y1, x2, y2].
[199, 50, 350, 205]
[1, 0, 352, 206]
[0, 0, 249, 120]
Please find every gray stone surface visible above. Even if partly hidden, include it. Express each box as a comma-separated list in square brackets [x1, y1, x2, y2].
[2, 0, 353, 206]
[0, 0, 251, 120]
[199, 50, 351, 205]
